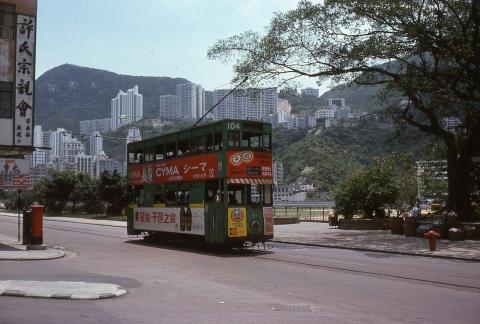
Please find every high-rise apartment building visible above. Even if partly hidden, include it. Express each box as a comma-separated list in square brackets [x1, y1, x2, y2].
[49, 128, 66, 158]
[176, 83, 205, 119]
[75, 153, 94, 176]
[159, 94, 177, 120]
[212, 88, 277, 121]
[301, 87, 319, 97]
[32, 125, 50, 167]
[89, 131, 103, 157]
[273, 160, 284, 185]
[94, 152, 121, 177]
[111, 85, 143, 131]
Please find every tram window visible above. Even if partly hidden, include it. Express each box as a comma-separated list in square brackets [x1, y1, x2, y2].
[228, 184, 244, 205]
[263, 134, 271, 149]
[177, 139, 190, 157]
[206, 133, 214, 152]
[166, 189, 177, 205]
[242, 132, 261, 148]
[128, 152, 135, 164]
[154, 185, 165, 204]
[166, 142, 176, 158]
[205, 180, 220, 202]
[135, 149, 144, 163]
[155, 144, 164, 160]
[228, 131, 240, 147]
[145, 147, 154, 162]
[214, 132, 223, 151]
[264, 184, 272, 205]
[176, 190, 190, 204]
[247, 184, 263, 204]
[191, 136, 204, 154]
[131, 186, 143, 205]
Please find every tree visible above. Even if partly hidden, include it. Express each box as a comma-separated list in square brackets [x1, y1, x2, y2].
[98, 170, 127, 215]
[333, 158, 399, 218]
[71, 173, 103, 214]
[37, 170, 77, 213]
[208, 0, 480, 219]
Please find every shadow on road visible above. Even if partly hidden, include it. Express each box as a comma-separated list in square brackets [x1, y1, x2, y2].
[125, 239, 274, 258]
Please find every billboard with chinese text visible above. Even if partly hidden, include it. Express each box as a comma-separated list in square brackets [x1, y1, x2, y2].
[133, 207, 205, 235]
[0, 158, 31, 189]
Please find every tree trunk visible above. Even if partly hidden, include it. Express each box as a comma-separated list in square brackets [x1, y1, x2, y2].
[446, 144, 473, 220]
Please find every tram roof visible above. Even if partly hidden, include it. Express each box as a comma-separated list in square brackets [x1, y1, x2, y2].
[128, 119, 272, 149]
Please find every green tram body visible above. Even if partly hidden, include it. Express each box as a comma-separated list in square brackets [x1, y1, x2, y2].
[126, 119, 274, 246]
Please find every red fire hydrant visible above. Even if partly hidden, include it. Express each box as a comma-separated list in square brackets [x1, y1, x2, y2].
[30, 205, 45, 246]
[424, 230, 440, 251]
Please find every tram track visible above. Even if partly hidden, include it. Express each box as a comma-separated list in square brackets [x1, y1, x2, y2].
[0, 217, 127, 240]
[250, 251, 480, 292]
[2, 216, 479, 292]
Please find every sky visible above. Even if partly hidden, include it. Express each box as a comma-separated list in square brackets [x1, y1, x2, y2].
[36, 0, 326, 92]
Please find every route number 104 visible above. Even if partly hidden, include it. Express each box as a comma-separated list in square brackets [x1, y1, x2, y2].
[227, 122, 240, 131]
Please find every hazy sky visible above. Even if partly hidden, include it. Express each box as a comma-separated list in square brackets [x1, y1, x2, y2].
[36, 0, 324, 92]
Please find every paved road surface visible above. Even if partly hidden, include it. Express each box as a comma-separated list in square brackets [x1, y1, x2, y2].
[1, 215, 479, 323]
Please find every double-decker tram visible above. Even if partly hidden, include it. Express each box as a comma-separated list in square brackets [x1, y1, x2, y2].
[126, 119, 274, 247]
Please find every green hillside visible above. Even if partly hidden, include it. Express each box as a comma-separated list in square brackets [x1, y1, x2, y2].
[35, 64, 190, 132]
[275, 118, 431, 192]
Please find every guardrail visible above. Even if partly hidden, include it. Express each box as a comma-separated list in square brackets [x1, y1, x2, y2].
[273, 205, 334, 222]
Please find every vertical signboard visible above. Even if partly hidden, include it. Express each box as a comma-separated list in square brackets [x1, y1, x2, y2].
[14, 15, 36, 147]
[227, 207, 247, 237]
[263, 207, 274, 236]
[0, 158, 31, 189]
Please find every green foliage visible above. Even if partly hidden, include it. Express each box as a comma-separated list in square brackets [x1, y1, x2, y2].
[333, 157, 399, 219]
[209, 0, 480, 219]
[38, 170, 77, 213]
[275, 118, 430, 191]
[98, 170, 128, 215]
[70, 173, 104, 214]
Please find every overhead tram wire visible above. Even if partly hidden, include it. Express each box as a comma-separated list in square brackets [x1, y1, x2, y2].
[62, 80, 238, 142]
[193, 76, 249, 127]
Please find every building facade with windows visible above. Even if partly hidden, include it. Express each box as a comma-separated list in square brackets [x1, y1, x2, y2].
[89, 131, 103, 157]
[176, 83, 205, 119]
[159, 94, 177, 120]
[212, 88, 277, 121]
[111, 85, 143, 131]
[301, 87, 319, 97]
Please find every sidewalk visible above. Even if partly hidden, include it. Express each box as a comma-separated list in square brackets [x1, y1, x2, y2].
[0, 233, 65, 261]
[273, 222, 480, 261]
[1, 211, 479, 261]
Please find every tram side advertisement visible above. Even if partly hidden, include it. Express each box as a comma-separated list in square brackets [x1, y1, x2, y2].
[129, 153, 218, 185]
[134, 207, 205, 235]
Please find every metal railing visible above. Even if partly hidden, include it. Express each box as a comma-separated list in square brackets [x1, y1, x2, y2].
[273, 204, 335, 222]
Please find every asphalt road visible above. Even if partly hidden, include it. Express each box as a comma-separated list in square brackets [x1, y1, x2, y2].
[1, 215, 480, 324]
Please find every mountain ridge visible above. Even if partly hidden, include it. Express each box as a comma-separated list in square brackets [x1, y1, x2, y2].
[35, 64, 190, 131]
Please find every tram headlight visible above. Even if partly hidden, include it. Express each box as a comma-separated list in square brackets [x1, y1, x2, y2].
[251, 220, 260, 232]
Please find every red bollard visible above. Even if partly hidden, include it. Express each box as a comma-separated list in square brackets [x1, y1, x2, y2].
[30, 205, 45, 245]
